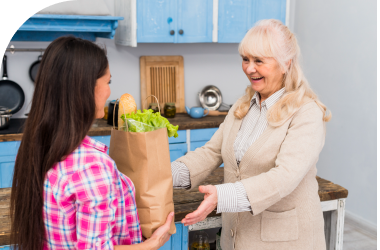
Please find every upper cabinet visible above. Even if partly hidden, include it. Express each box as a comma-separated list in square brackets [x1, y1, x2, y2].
[218, 0, 287, 43]
[137, 0, 287, 43]
[137, 0, 177, 43]
[176, 0, 213, 43]
[11, 15, 123, 42]
[137, 0, 213, 43]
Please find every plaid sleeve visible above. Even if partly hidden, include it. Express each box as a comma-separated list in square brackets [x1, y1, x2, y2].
[70, 163, 118, 250]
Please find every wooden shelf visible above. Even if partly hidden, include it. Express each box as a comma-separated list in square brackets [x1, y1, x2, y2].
[11, 14, 123, 42]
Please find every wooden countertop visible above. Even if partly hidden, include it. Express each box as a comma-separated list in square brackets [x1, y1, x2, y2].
[0, 114, 226, 142]
[0, 168, 348, 245]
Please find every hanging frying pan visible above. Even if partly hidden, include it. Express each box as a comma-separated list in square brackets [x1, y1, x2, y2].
[0, 55, 25, 114]
[29, 55, 42, 83]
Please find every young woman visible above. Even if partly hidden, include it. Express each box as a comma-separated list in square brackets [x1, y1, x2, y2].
[10, 36, 173, 250]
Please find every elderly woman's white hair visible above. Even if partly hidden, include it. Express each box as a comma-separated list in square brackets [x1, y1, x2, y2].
[235, 19, 331, 126]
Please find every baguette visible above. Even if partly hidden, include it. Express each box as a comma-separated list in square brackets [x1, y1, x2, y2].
[118, 93, 137, 130]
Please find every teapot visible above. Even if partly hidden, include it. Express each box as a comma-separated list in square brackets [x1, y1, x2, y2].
[185, 106, 209, 119]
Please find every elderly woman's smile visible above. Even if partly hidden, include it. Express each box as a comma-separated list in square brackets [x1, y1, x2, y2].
[241, 55, 285, 102]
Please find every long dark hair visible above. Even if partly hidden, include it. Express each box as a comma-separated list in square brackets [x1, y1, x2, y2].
[10, 36, 108, 250]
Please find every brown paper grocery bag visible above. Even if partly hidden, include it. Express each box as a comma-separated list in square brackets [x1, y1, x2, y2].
[109, 127, 176, 238]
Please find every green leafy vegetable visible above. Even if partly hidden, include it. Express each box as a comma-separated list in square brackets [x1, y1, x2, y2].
[120, 109, 179, 138]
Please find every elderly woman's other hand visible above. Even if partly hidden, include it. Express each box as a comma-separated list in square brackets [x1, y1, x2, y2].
[181, 185, 218, 226]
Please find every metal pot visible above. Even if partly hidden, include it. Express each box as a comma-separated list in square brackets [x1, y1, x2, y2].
[0, 114, 12, 130]
[0, 107, 12, 130]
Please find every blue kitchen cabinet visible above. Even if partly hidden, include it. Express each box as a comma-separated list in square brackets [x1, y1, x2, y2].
[0, 141, 20, 188]
[159, 222, 188, 250]
[218, 0, 287, 43]
[177, 0, 213, 43]
[218, 0, 252, 43]
[169, 143, 188, 162]
[168, 130, 187, 144]
[92, 132, 188, 162]
[137, 0, 213, 43]
[190, 128, 224, 167]
[137, 0, 177, 43]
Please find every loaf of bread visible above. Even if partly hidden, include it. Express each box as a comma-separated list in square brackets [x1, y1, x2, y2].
[118, 93, 137, 130]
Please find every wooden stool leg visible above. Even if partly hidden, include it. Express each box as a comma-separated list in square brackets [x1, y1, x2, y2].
[329, 198, 346, 250]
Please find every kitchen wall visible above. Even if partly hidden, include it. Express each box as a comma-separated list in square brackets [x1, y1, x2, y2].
[1, 0, 376, 231]
[4, 41, 248, 117]
[293, 0, 377, 229]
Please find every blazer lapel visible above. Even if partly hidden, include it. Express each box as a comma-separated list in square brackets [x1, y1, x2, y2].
[225, 116, 243, 170]
[238, 125, 275, 173]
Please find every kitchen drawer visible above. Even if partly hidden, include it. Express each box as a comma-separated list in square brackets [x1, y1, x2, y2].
[0, 141, 20, 157]
[190, 128, 218, 142]
[0, 159, 15, 188]
[168, 130, 186, 144]
[169, 143, 187, 162]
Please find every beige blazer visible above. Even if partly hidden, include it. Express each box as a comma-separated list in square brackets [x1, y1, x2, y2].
[177, 97, 327, 250]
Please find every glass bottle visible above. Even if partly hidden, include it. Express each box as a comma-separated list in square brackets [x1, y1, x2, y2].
[164, 102, 176, 118]
[191, 230, 210, 250]
[148, 103, 160, 113]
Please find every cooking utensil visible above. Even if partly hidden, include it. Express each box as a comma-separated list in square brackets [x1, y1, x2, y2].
[0, 107, 12, 130]
[29, 55, 42, 83]
[0, 114, 12, 130]
[204, 110, 228, 116]
[198, 85, 223, 111]
[0, 55, 25, 114]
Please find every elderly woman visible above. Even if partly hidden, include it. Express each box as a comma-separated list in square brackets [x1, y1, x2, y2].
[171, 19, 331, 250]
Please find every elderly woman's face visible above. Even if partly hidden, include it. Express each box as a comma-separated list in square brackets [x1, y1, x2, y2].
[241, 55, 285, 98]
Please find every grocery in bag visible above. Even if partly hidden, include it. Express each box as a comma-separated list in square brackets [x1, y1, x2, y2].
[109, 94, 177, 238]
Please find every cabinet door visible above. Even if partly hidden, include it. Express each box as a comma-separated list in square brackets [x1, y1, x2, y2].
[159, 222, 188, 250]
[0, 141, 20, 188]
[253, 0, 287, 25]
[177, 0, 213, 43]
[0, 158, 15, 188]
[169, 143, 187, 162]
[137, 0, 177, 43]
[218, 0, 287, 43]
[218, 0, 252, 43]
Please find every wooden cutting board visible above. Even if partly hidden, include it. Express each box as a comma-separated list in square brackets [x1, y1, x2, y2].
[140, 56, 185, 113]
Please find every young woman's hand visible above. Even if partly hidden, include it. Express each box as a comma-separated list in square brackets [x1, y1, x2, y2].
[115, 212, 174, 250]
[145, 212, 174, 250]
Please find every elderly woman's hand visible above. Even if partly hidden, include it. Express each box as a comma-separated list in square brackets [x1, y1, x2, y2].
[181, 185, 218, 226]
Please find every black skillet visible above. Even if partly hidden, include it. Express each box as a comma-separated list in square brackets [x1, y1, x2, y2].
[0, 55, 25, 114]
[29, 55, 42, 83]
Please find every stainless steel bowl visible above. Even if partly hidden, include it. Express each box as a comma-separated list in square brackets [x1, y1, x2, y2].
[198, 85, 223, 111]
[0, 114, 12, 130]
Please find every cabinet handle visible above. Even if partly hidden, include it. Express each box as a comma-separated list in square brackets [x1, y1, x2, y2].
[179, 29, 184, 35]
[170, 30, 175, 35]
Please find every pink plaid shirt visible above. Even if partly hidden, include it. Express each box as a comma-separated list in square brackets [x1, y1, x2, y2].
[43, 136, 142, 249]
